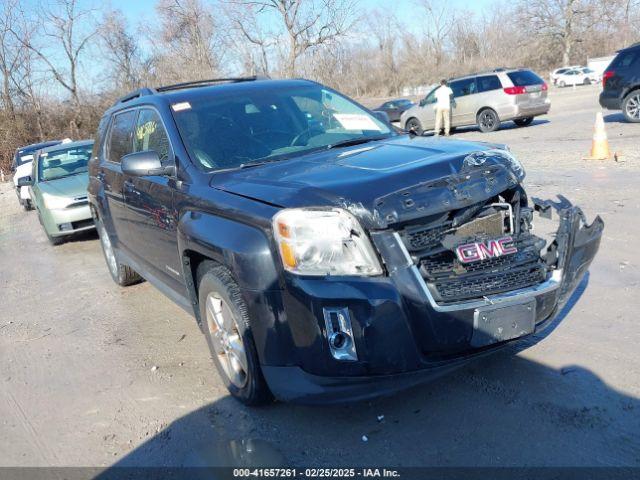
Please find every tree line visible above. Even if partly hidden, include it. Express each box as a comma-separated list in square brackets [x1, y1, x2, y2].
[0, 0, 638, 173]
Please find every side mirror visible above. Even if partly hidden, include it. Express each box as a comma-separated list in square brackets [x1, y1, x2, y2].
[372, 110, 390, 124]
[121, 151, 174, 177]
[17, 176, 33, 187]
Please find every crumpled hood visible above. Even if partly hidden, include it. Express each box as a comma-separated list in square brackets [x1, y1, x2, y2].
[39, 172, 89, 199]
[210, 136, 522, 228]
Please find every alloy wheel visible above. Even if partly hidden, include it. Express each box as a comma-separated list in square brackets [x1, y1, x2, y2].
[98, 223, 118, 276]
[480, 111, 496, 130]
[205, 292, 248, 388]
[626, 94, 640, 120]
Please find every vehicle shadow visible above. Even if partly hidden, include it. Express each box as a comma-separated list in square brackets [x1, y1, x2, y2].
[95, 272, 640, 473]
[603, 113, 627, 124]
[425, 118, 550, 136]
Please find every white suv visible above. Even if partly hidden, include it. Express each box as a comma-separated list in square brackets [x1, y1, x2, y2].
[12, 140, 66, 210]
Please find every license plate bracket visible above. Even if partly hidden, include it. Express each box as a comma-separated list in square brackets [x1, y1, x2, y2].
[471, 300, 536, 348]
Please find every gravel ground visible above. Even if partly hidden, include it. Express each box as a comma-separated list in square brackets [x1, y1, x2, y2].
[0, 85, 639, 470]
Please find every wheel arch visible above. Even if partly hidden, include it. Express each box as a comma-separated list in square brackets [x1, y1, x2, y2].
[622, 83, 640, 99]
[177, 211, 281, 327]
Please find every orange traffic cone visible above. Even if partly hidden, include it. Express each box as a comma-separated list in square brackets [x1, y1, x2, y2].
[585, 112, 611, 160]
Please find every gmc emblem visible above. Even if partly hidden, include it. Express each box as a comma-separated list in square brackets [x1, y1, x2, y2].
[455, 236, 518, 264]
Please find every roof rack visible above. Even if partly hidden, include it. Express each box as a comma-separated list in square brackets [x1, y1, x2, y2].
[156, 76, 266, 92]
[117, 87, 156, 104]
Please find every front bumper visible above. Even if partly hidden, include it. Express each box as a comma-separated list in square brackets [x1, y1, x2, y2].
[41, 204, 95, 237]
[260, 198, 603, 403]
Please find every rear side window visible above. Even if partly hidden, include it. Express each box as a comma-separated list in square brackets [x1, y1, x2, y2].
[611, 51, 638, 68]
[92, 116, 110, 161]
[477, 75, 502, 93]
[450, 78, 477, 97]
[507, 70, 544, 86]
[108, 110, 137, 163]
[133, 109, 172, 166]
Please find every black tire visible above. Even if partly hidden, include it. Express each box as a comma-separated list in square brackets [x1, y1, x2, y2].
[23, 199, 33, 211]
[514, 117, 534, 127]
[405, 117, 423, 136]
[622, 90, 640, 123]
[477, 108, 500, 133]
[96, 217, 142, 286]
[559, 81, 566, 88]
[197, 261, 273, 406]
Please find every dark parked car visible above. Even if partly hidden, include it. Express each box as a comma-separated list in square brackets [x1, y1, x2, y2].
[374, 98, 415, 122]
[600, 43, 640, 122]
[89, 77, 603, 405]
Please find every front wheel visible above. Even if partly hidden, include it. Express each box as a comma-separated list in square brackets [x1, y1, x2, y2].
[198, 262, 273, 406]
[477, 109, 500, 133]
[622, 91, 640, 123]
[514, 117, 534, 127]
[405, 117, 423, 136]
[96, 217, 142, 286]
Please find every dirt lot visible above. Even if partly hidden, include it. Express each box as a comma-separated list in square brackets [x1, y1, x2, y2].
[1, 85, 639, 470]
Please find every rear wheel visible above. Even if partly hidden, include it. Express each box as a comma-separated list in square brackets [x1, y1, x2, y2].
[198, 262, 273, 406]
[405, 117, 423, 136]
[96, 217, 142, 286]
[477, 109, 500, 133]
[622, 91, 640, 123]
[514, 117, 534, 127]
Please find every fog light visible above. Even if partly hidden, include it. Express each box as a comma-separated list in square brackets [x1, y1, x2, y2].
[323, 307, 357, 361]
[58, 223, 73, 231]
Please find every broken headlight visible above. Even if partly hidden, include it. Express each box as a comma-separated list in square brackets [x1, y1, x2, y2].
[273, 208, 383, 276]
[463, 149, 525, 181]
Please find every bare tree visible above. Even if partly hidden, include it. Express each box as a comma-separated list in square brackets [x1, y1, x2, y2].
[414, 0, 456, 67]
[0, 0, 25, 122]
[147, 0, 224, 84]
[98, 9, 142, 92]
[223, 1, 274, 75]
[517, 0, 598, 66]
[13, 0, 97, 108]
[367, 10, 402, 95]
[230, 0, 359, 77]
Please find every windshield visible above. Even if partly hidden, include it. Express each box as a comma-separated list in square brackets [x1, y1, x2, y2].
[38, 144, 93, 182]
[171, 84, 394, 171]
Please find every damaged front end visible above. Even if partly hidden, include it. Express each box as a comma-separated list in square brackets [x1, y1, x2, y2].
[370, 171, 603, 354]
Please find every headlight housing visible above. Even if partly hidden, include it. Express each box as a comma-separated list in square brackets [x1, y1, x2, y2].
[43, 193, 72, 210]
[273, 208, 383, 276]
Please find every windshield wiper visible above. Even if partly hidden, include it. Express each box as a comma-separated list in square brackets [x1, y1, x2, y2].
[326, 135, 390, 150]
[43, 171, 86, 182]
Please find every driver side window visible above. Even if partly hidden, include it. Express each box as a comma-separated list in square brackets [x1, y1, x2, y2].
[133, 109, 172, 166]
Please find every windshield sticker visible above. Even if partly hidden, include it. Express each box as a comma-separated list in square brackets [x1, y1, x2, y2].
[333, 114, 381, 132]
[171, 102, 191, 112]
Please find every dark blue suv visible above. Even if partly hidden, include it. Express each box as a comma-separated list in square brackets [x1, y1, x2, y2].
[88, 77, 603, 405]
[600, 43, 640, 122]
